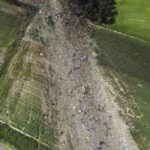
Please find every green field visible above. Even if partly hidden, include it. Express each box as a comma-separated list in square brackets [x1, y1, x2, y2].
[93, 26, 150, 150]
[112, 0, 150, 41]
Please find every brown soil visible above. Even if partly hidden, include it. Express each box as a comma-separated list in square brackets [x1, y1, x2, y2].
[0, 144, 11, 150]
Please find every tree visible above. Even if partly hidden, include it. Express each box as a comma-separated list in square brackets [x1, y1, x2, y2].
[98, 0, 118, 24]
[74, 0, 118, 24]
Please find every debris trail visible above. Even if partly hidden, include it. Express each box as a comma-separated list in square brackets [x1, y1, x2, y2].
[26, 0, 138, 149]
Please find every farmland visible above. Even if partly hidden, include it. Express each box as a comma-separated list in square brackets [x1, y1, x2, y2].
[0, 1, 57, 150]
[93, 26, 150, 149]
[112, 0, 150, 41]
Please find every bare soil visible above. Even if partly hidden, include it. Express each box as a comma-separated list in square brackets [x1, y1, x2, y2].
[24, 0, 139, 149]
[0, 144, 11, 150]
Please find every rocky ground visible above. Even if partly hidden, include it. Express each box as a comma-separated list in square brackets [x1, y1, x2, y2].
[22, 0, 138, 149]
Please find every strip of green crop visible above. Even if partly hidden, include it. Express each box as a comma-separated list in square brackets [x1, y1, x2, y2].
[0, 122, 50, 150]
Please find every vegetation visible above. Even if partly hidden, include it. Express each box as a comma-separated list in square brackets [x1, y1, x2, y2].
[93, 26, 150, 149]
[72, 0, 117, 24]
[0, 123, 49, 150]
[0, 42, 57, 149]
[112, 0, 150, 41]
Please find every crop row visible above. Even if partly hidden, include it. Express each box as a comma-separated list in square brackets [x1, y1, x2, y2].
[0, 41, 57, 148]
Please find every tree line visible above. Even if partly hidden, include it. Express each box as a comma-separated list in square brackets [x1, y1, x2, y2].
[72, 0, 118, 24]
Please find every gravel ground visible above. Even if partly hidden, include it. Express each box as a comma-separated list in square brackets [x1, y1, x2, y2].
[24, 0, 139, 149]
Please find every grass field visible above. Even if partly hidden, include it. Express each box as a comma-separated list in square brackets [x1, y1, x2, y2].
[112, 0, 150, 41]
[93, 26, 150, 150]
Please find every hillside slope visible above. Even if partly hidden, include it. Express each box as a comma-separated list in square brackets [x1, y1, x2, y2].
[24, 0, 138, 149]
[0, 0, 138, 150]
[93, 26, 150, 149]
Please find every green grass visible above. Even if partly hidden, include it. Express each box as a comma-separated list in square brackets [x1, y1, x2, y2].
[0, 9, 20, 70]
[93, 26, 150, 149]
[0, 123, 50, 150]
[0, 10, 17, 47]
[112, 0, 150, 41]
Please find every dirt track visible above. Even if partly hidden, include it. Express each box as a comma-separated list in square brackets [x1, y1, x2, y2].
[0, 144, 10, 150]
[25, 0, 138, 149]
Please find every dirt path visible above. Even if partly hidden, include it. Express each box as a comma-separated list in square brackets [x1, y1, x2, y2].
[25, 0, 138, 149]
[0, 144, 11, 150]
